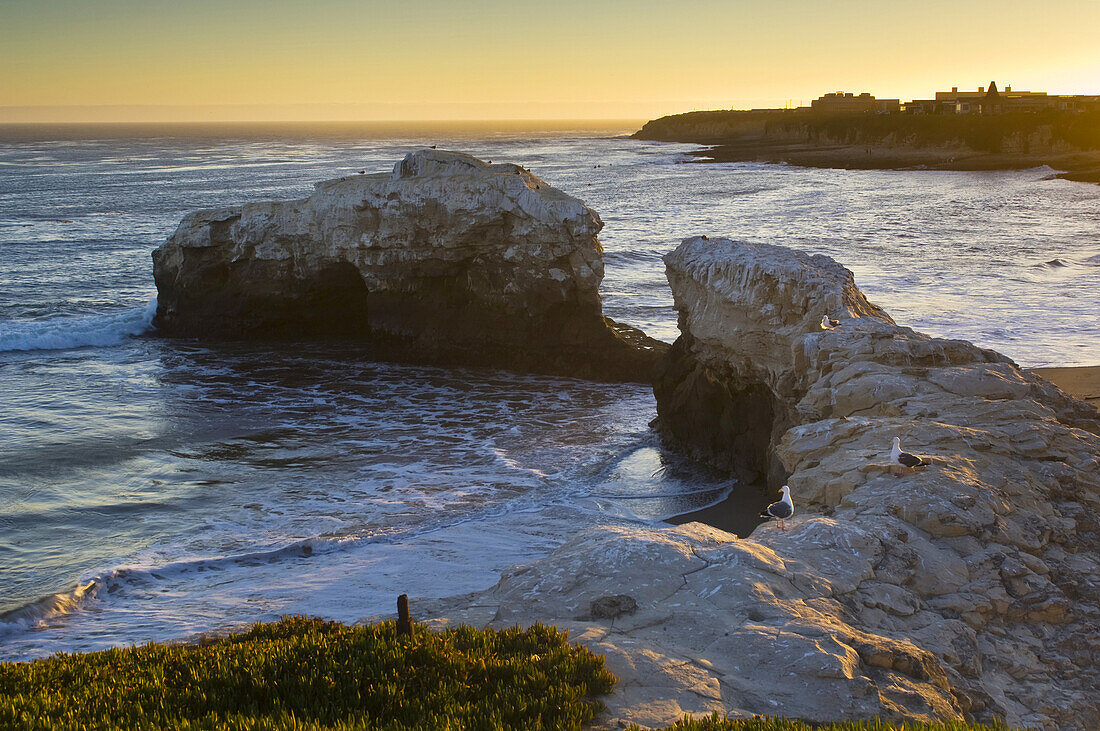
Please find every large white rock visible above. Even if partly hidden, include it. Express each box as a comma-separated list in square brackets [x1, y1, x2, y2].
[405, 238, 1099, 730]
[152, 150, 663, 381]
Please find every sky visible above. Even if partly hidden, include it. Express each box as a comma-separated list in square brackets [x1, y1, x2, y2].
[2, 0, 1099, 122]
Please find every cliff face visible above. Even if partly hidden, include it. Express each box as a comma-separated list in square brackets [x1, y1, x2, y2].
[646, 237, 1100, 728]
[152, 150, 664, 382]
[416, 239, 1099, 730]
[633, 109, 1100, 154]
[655, 239, 898, 483]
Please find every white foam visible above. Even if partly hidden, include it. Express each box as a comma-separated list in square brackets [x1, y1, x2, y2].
[0, 581, 100, 637]
[0, 502, 601, 660]
[0, 299, 156, 352]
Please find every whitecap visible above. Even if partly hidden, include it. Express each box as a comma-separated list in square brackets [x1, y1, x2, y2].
[0, 299, 156, 352]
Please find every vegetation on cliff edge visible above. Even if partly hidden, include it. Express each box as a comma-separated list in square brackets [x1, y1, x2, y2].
[0, 616, 1011, 730]
[0, 616, 614, 730]
[634, 109, 1100, 154]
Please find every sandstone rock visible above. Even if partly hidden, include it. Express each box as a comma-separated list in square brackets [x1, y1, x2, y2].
[152, 150, 665, 382]
[367, 237, 1099, 729]
[415, 521, 969, 728]
[646, 237, 1100, 729]
[588, 595, 638, 620]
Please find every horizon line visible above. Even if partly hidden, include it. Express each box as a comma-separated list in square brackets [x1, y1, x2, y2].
[0, 114, 658, 127]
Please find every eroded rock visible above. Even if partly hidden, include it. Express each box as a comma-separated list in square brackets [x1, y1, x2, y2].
[152, 150, 665, 382]
[408, 239, 1098, 730]
[645, 237, 1100, 729]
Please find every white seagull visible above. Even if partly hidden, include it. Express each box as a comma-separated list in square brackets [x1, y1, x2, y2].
[759, 485, 794, 530]
[891, 437, 928, 469]
[821, 313, 840, 330]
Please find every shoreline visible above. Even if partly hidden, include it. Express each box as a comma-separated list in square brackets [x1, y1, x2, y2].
[1029, 365, 1100, 406]
[686, 141, 1100, 180]
[5, 364, 1095, 662]
[666, 481, 770, 537]
[631, 109, 1100, 181]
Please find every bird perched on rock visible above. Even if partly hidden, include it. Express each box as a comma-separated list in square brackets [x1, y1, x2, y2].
[891, 437, 928, 468]
[760, 485, 794, 530]
[821, 313, 840, 330]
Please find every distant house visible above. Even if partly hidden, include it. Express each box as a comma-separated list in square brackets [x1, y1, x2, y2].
[1054, 95, 1100, 112]
[901, 99, 938, 114]
[935, 82, 1008, 114]
[810, 92, 900, 114]
[930, 82, 1100, 114]
[780, 84, 1095, 116]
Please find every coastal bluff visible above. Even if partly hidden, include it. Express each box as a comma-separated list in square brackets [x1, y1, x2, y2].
[412, 239, 1100, 730]
[632, 109, 1100, 178]
[152, 149, 664, 382]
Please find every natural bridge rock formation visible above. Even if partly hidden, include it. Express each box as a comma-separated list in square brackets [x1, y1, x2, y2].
[654, 238, 898, 484]
[416, 239, 1100, 729]
[152, 150, 664, 382]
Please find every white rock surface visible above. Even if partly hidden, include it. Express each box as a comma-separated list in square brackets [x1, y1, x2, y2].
[152, 150, 663, 381]
[401, 238, 1100, 729]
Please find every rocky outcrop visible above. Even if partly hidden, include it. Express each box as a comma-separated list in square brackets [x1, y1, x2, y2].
[654, 239, 898, 483]
[152, 150, 664, 382]
[410, 239, 1099, 729]
[646, 238, 1099, 728]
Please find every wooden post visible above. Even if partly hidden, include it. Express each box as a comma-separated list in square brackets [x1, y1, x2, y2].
[397, 594, 413, 636]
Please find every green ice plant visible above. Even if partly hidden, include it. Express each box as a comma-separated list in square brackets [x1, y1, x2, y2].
[0, 616, 1011, 730]
[0, 616, 613, 731]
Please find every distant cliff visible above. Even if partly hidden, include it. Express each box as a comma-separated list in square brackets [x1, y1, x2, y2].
[633, 110, 1100, 175]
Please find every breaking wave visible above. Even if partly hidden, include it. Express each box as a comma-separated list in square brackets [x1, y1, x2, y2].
[0, 535, 351, 637]
[0, 299, 156, 352]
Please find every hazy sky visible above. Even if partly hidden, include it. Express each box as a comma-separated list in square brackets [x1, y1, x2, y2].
[3, 0, 1098, 121]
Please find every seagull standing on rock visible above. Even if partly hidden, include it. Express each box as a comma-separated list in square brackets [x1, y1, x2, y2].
[891, 437, 928, 469]
[759, 485, 794, 530]
[821, 314, 840, 330]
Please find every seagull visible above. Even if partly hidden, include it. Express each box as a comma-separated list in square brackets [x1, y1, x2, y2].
[759, 485, 794, 530]
[821, 314, 840, 330]
[891, 437, 928, 469]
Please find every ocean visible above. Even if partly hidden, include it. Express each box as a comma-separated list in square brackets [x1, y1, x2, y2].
[1, 122, 1098, 661]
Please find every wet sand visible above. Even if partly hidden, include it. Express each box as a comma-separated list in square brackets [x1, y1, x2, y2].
[1030, 366, 1100, 407]
[667, 482, 772, 537]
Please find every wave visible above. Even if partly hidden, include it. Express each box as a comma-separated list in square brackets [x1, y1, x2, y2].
[1031, 255, 1100, 270]
[0, 535, 352, 637]
[0, 581, 100, 636]
[0, 299, 156, 352]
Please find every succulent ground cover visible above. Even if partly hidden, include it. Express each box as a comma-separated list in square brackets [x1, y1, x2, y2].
[0, 616, 1012, 730]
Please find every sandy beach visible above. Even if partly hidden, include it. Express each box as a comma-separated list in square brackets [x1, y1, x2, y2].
[1030, 365, 1100, 407]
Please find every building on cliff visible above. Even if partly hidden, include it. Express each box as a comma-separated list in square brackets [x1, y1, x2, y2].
[926, 81, 1100, 114]
[809, 91, 900, 114]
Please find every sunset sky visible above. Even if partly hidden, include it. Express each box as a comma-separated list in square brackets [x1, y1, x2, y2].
[3, 0, 1098, 122]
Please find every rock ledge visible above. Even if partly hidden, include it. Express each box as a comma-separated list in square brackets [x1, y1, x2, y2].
[406, 238, 1100, 730]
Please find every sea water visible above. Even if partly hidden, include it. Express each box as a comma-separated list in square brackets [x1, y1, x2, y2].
[1, 123, 1097, 660]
